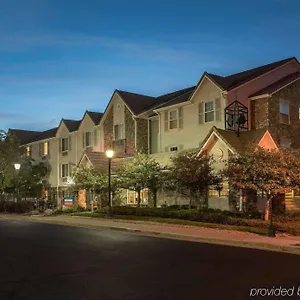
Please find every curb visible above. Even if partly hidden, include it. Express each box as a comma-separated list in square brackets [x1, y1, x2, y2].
[2, 214, 300, 255]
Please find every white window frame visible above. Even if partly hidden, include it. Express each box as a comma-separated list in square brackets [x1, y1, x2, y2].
[61, 164, 69, 178]
[204, 101, 215, 123]
[279, 100, 290, 125]
[169, 109, 178, 130]
[61, 138, 69, 152]
[114, 123, 124, 140]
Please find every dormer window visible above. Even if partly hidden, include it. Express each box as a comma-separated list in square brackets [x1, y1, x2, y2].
[199, 98, 221, 124]
[83, 132, 92, 148]
[61, 137, 70, 152]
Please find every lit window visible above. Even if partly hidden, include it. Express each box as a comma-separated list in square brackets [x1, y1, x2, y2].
[205, 101, 214, 122]
[61, 164, 69, 178]
[43, 142, 48, 155]
[114, 124, 124, 140]
[169, 110, 178, 129]
[26, 146, 32, 157]
[280, 101, 290, 124]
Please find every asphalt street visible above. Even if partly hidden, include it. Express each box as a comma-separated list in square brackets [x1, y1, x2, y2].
[1, 219, 300, 300]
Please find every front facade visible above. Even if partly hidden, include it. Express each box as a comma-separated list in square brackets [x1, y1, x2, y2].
[10, 56, 300, 210]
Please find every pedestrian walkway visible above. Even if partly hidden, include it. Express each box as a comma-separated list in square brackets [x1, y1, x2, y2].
[2, 214, 300, 255]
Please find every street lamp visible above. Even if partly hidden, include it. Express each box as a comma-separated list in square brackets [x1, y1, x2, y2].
[14, 163, 21, 170]
[14, 163, 21, 201]
[106, 149, 114, 214]
[267, 194, 276, 237]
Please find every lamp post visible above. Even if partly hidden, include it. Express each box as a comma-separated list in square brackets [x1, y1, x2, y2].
[14, 163, 21, 201]
[267, 193, 276, 237]
[106, 149, 114, 215]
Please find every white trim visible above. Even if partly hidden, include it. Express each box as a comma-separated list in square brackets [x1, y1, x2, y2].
[154, 101, 190, 113]
[197, 130, 236, 157]
[189, 74, 223, 104]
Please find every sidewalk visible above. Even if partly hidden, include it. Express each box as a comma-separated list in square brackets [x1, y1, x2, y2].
[2, 213, 300, 255]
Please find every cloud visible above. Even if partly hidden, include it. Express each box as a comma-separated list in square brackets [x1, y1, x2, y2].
[0, 112, 23, 119]
[8, 118, 59, 131]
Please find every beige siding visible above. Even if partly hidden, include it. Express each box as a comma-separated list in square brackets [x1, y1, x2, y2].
[157, 78, 225, 154]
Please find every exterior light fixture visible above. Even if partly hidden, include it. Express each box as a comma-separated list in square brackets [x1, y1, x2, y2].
[14, 163, 21, 170]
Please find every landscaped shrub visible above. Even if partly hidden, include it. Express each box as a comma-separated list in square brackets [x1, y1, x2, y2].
[0, 200, 34, 213]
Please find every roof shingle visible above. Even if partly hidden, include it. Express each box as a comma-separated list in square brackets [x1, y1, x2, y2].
[207, 57, 296, 91]
[250, 72, 300, 97]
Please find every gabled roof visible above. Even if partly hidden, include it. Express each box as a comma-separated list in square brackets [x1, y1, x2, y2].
[79, 151, 132, 172]
[86, 111, 103, 125]
[8, 129, 42, 145]
[206, 57, 297, 91]
[26, 127, 58, 143]
[199, 126, 271, 155]
[154, 87, 196, 110]
[117, 90, 157, 115]
[250, 72, 300, 98]
[62, 119, 81, 132]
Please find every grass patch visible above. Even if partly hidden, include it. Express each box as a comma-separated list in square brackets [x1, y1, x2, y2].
[70, 211, 267, 235]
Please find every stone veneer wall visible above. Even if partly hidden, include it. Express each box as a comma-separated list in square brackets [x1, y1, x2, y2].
[103, 105, 114, 150]
[268, 79, 300, 147]
[124, 106, 135, 155]
[251, 98, 269, 129]
[136, 118, 148, 153]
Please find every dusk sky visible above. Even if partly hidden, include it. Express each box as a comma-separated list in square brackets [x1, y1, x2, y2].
[1, 0, 300, 132]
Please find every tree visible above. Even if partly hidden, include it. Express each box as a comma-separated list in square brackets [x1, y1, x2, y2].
[222, 146, 300, 234]
[117, 152, 164, 208]
[16, 159, 50, 196]
[166, 150, 219, 209]
[72, 166, 117, 209]
[0, 131, 25, 196]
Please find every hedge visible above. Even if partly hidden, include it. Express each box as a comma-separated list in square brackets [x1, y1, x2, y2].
[0, 200, 34, 213]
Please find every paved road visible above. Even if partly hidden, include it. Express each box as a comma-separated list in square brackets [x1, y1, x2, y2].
[1, 220, 300, 300]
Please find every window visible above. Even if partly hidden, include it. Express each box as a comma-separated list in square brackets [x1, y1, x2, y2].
[61, 138, 69, 152]
[43, 142, 48, 155]
[280, 101, 290, 124]
[204, 101, 214, 122]
[169, 146, 178, 152]
[26, 146, 32, 157]
[85, 132, 92, 147]
[199, 98, 221, 124]
[169, 109, 178, 129]
[61, 164, 69, 178]
[114, 124, 124, 140]
[127, 189, 149, 204]
[39, 142, 49, 156]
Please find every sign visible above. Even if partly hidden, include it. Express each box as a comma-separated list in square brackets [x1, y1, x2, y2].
[63, 197, 74, 207]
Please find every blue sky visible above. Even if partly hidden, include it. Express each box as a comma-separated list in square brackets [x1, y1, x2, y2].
[1, 0, 300, 131]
